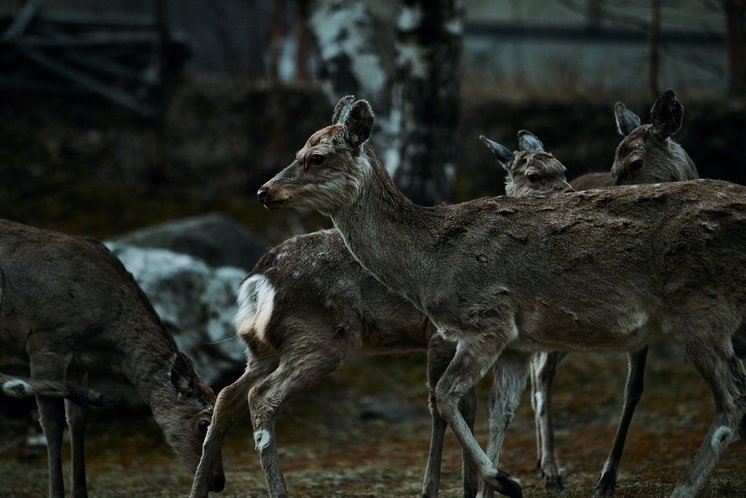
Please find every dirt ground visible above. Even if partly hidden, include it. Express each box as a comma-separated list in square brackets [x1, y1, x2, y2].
[1, 351, 744, 498]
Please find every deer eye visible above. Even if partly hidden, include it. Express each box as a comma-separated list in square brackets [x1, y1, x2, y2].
[309, 154, 324, 165]
[629, 159, 643, 172]
[199, 420, 210, 433]
[527, 173, 540, 183]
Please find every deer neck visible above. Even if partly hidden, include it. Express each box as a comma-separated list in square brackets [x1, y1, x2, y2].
[118, 320, 179, 411]
[330, 146, 437, 311]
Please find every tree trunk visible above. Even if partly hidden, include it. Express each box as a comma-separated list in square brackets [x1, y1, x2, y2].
[388, 0, 464, 205]
[724, 0, 746, 96]
[306, 0, 394, 115]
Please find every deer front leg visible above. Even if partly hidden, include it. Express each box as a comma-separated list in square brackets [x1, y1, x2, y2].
[190, 355, 277, 498]
[248, 359, 340, 498]
[477, 350, 530, 498]
[31, 355, 68, 498]
[670, 335, 746, 498]
[423, 334, 478, 498]
[433, 331, 523, 498]
[65, 371, 90, 498]
[530, 351, 566, 490]
[595, 346, 648, 497]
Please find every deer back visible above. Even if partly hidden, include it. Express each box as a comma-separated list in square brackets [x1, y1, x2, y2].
[235, 229, 432, 361]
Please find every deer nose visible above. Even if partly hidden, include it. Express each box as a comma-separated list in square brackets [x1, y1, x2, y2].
[257, 188, 268, 203]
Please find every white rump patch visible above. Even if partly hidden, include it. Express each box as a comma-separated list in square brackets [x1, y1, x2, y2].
[3, 379, 32, 397]
[253, 429, 271, 452]
[234, 275, 276, 343]
[618, 311, 648, 333]
[711, 426, 733, 451]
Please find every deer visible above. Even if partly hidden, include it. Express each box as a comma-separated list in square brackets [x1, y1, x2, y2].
[531, 88, 702, 495]
[189, 131, 570, 498]
[0, 372, 113, 406]
[257, 95, 746, 498]
[0, 219, 225, 498]
[568, 89, 697, 191]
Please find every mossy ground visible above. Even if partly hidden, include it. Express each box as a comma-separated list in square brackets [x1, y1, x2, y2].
[1, 352, 744, 497]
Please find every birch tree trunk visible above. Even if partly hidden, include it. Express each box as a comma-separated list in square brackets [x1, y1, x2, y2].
[306, 0, 394, 116]
[307, 0, 464, 206]
[387, 0, 465, 205]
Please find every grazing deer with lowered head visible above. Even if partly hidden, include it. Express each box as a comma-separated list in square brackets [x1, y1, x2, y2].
[190, 131, 570, 498]
[0, 372, 113, 406]
[569, 89, 697, 191]
[532, 89, 701, 495]
[258, 96, 746, 498]
[0, 220, 224, 498]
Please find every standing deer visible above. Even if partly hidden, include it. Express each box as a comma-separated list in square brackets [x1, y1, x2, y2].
[0, 220, 225, 498]
[532, 88, 701, 495]
[0, 372, 113, 406]
[258, 96, 746, 498]
[190, 131, 570, 498]
[568, 89, 697, 191]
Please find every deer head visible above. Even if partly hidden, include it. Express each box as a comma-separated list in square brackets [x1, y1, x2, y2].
[611, 89, 697, 185]
[258, 96, 375, 216]
[158, 351, 224, 491]
[479, 130, 572, 197]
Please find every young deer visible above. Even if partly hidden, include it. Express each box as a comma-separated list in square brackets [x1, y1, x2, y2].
[190, 131, 570, 498]
[258, 96, 746, 498]
[0, 372, 113, 406]
[533, 88, 701, 495]
[0, 220, 225, 498]
[568, 89, 697, 191]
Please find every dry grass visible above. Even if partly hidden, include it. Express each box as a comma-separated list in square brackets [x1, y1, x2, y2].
[1, 352, 744, 497]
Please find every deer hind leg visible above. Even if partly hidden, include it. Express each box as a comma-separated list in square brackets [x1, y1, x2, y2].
[595, 346, 649, 497]
[433, 329, 523, 498]
[190, 353, 278, 498]
[670, 332, 746, 498]
[530, 351, 566, 491]
[422, 334, 478, 498]
[30, 354, 68, 498]
[248, 357, 342, 498]
[65, 371, 90, 498]
[477, 350, 531, 498]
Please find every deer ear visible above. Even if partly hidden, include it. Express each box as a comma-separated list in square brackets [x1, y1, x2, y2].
[479, 135, 514, 170]
[170, 351, 196, 396]
[343, 100, 374, 149]
[332, 95, 356, 125]
[614, 102, 642, 136]
[517, 130, 544, 152]
[649, 89, 683, 140]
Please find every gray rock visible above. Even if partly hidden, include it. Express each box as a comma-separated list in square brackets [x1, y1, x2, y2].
[106, 243, 248, 389]
[112, 214, 268, 271]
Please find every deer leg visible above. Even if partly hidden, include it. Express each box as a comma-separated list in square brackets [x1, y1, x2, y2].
[190, 355, 278, 498]
[434, 331, 523, 498]
[477, 350, 530, 498]
[248, 358, 341, 498]
[31, 355, 68, 498]
[422, 334, 478, 498]
[531, 351, 566, 490]
[65, 371, 89, 498]
[669, 338, 746, 498]
[595, 346, 649, 497]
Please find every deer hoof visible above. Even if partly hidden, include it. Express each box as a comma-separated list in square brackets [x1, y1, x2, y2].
[494, 471, 522, 498]
[594, 469, 617, 496]
[544, 473, 564, 491]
